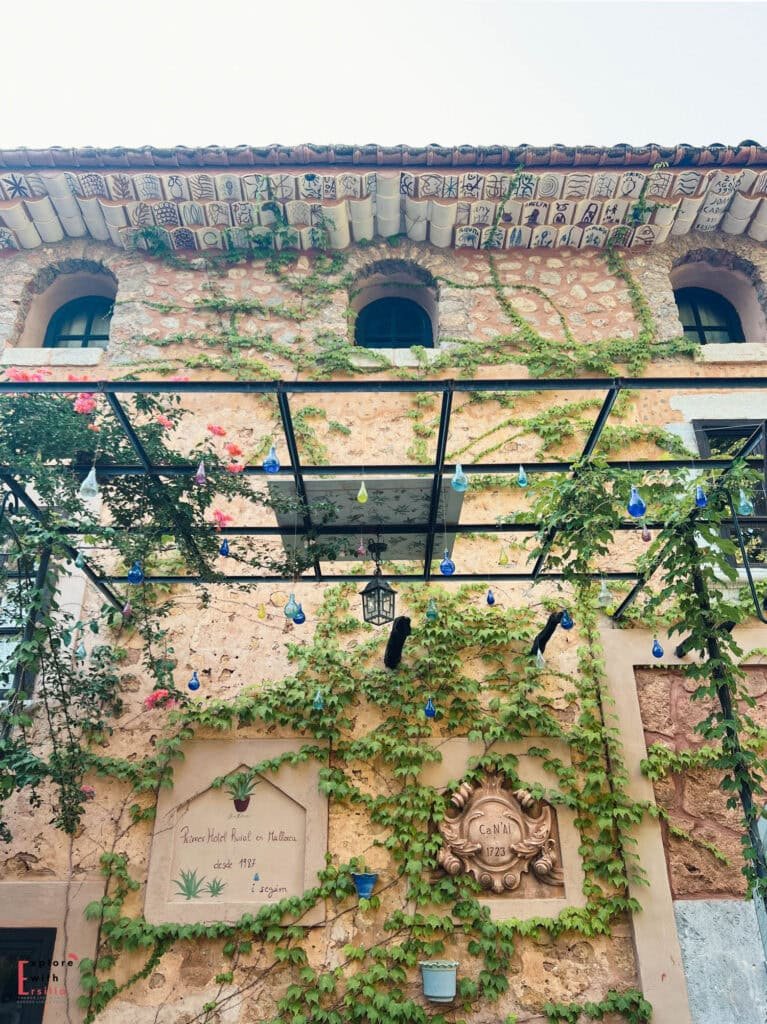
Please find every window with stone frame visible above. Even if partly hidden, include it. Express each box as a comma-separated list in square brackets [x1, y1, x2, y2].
[43, 296, 113, 350]
[674, 287, 745, 345]
[354, 296, 434, 349]
[694, 419, 767, 564]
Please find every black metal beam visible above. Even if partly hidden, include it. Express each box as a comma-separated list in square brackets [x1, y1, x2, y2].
[105, 570, 642, 585]
[105, 392, 210, 578]
[531, 384, 620, 580]
[276, 388, 321, 579]
[423, 388, 453, 581]
[613, 423, 767, 621]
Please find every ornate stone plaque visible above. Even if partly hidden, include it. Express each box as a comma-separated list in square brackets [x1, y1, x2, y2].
[437, 774, 564, 895]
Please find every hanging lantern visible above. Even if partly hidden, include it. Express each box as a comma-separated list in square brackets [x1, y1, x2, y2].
[360, 537, 396, 626]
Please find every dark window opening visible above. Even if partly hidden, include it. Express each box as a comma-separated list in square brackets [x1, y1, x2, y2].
[44, 296, 113, 350]
[0, 927, 56, 1024]
[355, 297, 433, 349]
[674, 287, 744, 344]
[694, 419, 767, 564]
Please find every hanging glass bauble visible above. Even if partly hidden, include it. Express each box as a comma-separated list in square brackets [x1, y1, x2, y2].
[188, 670, 201, 691]
[313, 689, 325, 712]
[75, 552, 85, 569]
[535, 649, 546, 669]
[293, 604, 306, 625]
[641, 524, 652, 542]
[284, 593, 299, 619]
[122, 601, 132, 620]
[193, 460, 207, 486]
[219, 539, 230, 557]
[695, 484, 708, 509]
[425, 597, 438, 622]
[451, 464, 469, 493]
[356, 541, 366, 558]
[627, 485, 646, 518]
[517, 465, 528, 487]
[439, 549, 456, 576]
[560, 609, 574, 630]
[127, 561, 144, 585]
[424, 697, 436, 719]
[486, 588, 495, 606]
[262, 445, 280, 473]
[498, 547, 509, 566]
[356, 481, 368, 504]
[737, 489, 755, 517]
[598, 580, 612, 607]
[651, 638, 664, 659]
[75, 640, 86, 660]
[78, 466, 99, 500]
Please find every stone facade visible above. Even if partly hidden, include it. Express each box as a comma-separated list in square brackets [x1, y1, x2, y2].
[2, 156, 767, 1024]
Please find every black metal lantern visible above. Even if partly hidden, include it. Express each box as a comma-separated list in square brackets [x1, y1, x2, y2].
[360, 538, 396, 626]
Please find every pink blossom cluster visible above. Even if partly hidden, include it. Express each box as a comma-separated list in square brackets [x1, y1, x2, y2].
[143, 689, 178, 710]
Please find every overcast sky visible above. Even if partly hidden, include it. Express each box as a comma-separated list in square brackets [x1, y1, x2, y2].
[1, 0, 764, 150]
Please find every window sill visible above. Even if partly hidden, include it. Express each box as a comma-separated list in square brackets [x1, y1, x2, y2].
[353, 346, 446, 369]
[697, 342, 767, 363]
[1, 347, 105, 368]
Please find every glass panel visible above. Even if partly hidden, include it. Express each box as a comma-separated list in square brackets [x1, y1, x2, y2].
[91, 312, 112, 334]
[697, 300, 728, 328]
[58, 311, 89, 336]
[675, 297, 695, 326]
[703, 329, 734, 344]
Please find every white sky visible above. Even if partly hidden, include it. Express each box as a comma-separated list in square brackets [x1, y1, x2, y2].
[1, 0, 764, 150]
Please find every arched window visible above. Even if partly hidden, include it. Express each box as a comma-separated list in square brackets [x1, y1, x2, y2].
[355, 297, 433, 349]
[44, 296, 114, 350]
[673, 287, 744, 345]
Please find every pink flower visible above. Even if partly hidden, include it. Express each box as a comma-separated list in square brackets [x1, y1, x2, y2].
[67, 374, 90, 382]
[212, 509, 234, 529]
[143, 689, 178, 710]
[169, 374, 190, 382]
[225, 462, 245, 474]
[207, 424, 227, 437]
[224, 442, 243, 457]
[156, 414, 173, 429]
[6, 367, 50, 382]
[87, 423, 101, 432]
[80, 785, 96, 801]
[73, 393, 97, 415]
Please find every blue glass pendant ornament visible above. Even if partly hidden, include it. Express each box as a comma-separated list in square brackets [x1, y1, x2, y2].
[486, 588, 495, 606]
[262, 445, 280, 474]
[312, 689, 325, 711]
[737, 489, 755, 517]
[424, 697, 436, 719]
[439, 549, 456, 576]
[219, 538, 230, 557]
[651, 638, 664, 659]
[292, 604, 306, 625]
[560, 609, 574, 630]
[695, 484, 708, 509]
[425, 597, 438, 622]
[75, 552, 85, 569]
[127, 561, 144, 585]
[517, 465, 528, 488]
[75, 640, 86, 660]
[284, 592, 299, 619]
[451, 464, 469, 493]
[627, 485, 646, 519]
[188, 670, 201, 691]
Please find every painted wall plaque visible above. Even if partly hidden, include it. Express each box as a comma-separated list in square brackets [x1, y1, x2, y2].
[144, 739, 328, 925]
[436, 774, 564, 896]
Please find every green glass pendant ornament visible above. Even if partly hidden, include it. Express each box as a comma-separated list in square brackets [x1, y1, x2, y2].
[425, 598, 438, 622]
[313, 689, 325, 712]
[517, 465, 528, 487]
[75, 640, 86, 660]
[75, 552, 85, 569]
[284, 592, 299, 619]
[598, 580, 612, 607]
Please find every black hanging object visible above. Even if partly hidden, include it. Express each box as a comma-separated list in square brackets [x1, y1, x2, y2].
[529, 611, 564, 658]
[384, 616, 412, 669]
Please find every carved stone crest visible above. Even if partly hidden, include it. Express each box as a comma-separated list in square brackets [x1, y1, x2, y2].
[437, 774, 564, 894]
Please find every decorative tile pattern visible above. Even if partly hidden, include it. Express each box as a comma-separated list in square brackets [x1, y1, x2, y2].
[0, 162, 764, 252]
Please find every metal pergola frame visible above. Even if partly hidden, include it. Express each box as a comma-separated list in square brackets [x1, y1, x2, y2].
[0, 376, 765, 618]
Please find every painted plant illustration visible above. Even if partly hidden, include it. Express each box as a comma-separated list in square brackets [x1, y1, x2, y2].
[172, 869, 227, 899]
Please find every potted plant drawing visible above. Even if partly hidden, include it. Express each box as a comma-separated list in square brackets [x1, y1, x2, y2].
[224, 771, 257, 812]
